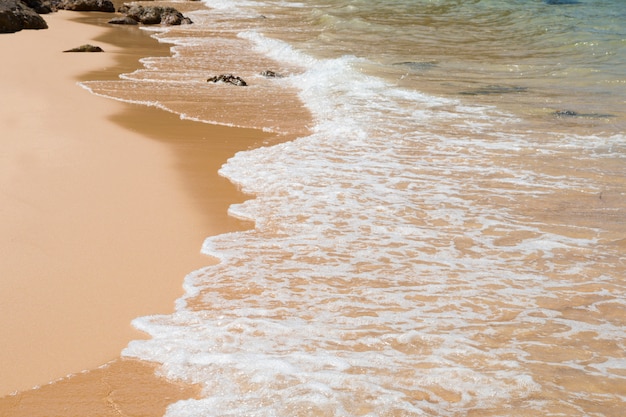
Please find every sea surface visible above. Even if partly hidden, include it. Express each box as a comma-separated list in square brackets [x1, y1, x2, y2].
[83, 0, 626, 415]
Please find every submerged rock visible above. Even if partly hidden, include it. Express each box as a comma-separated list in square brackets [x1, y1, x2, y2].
[554, 110, 578, 117]
[459, 85, 528, 96]
[554, 110, 615, 118]
[118, 4, 193, 25]
[207, 74, 248, 86]
[393, 61, 438, 71]
[63, 44, 104, 52]
[0, 0, 48, 32]
[544, 0, 580, 5]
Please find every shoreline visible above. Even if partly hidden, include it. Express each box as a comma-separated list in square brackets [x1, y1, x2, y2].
[0, 8, 268, 409]
[0, 357, 200, 417]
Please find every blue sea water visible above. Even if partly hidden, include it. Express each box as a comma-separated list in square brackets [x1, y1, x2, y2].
[83, 0, 626, 415]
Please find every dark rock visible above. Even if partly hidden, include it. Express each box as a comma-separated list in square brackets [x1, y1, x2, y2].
[21, 0, 55, 14]
[207, 74, 248, 86]
[0, 0, 48, 33]
[162, 10, 192, 26]
[108, 16, 137, 25]
[260, 70, 284, 78]
[124, 4, 161, 24]
[63, 44, 104, 52]
[56, 0, 114, 12]
[118, 4, 192, 25]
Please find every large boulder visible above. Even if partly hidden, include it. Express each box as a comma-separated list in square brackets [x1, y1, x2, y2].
[21, 0, 55, 14]
[0, 0, 48, 33]
[118, 4, 192, 25]
[55, 0, 115, 12]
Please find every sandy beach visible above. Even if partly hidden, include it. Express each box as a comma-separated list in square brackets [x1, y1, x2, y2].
[0, 9, 267, 414]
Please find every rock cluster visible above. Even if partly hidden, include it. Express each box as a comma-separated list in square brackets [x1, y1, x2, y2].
[0, 0, 48, 32]
[0, 0, 193, 33]
[0, 0, 119, 33]
[115, 4, 193, 25]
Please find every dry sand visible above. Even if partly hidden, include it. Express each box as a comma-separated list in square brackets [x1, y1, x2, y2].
[0, 10, 267, 414]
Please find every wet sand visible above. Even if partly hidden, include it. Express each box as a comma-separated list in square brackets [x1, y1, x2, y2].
[0, 10, 267, 411]
[0, 358, 200, 417]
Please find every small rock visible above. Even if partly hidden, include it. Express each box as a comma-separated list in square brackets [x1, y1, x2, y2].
[207, 74, 248, 86]
[260, 70, 284, 78]
[63, 44, 104, 52]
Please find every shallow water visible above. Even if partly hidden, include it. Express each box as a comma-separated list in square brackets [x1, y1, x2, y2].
[84, 0, 626, 415]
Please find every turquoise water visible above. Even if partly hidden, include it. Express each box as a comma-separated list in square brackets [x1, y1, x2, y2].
[84, 0, 626, 415]
[246, 0, 626, 132]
